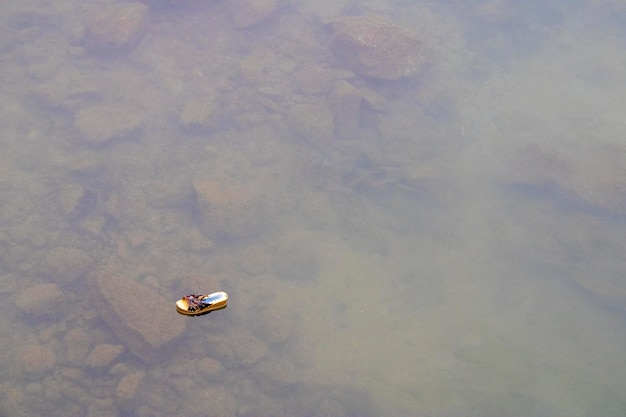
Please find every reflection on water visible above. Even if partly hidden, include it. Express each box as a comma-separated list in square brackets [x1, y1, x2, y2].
[1, 0, 626, 416]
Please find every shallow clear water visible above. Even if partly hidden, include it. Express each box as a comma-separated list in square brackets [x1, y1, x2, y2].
[1, 0, 626, 416]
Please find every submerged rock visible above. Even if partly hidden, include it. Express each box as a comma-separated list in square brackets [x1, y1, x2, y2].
[288, 103, 335, 146]
[59, 184, 88, 219]
[94, 272, 186, 363]
[116, 370, 145, 411]
[327, 80, 363, 138]
[192, 176, 268, 240]
[230, 0, 277, 28]
[253, 358, 300, 395]
[15, 283, 66, 317]
[40, 247, 94, 285]
[86, 3, 149, 50]
[74, 104, 143, 145]
[205, 329, 268, 367]
[17, 344, 57, 375]
[332, 16, 426, 80]
[506, 141, 626, 215]
[84, 343, 125, 369]
[179, 97, 221, 130]
[63, 328, 93, 365]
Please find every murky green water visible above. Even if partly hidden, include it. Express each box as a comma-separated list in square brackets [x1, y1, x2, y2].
[1, 0, 626, 416]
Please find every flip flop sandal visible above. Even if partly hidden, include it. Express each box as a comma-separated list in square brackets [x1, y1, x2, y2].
[176, 292, 228, 316]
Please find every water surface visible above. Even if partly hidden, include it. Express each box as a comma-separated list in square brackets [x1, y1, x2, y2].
[1, 0, 626, 416]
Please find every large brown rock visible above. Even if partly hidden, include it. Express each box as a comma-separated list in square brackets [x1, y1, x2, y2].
[95, 272, 186, 363]
[332, 16, 425, 80]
